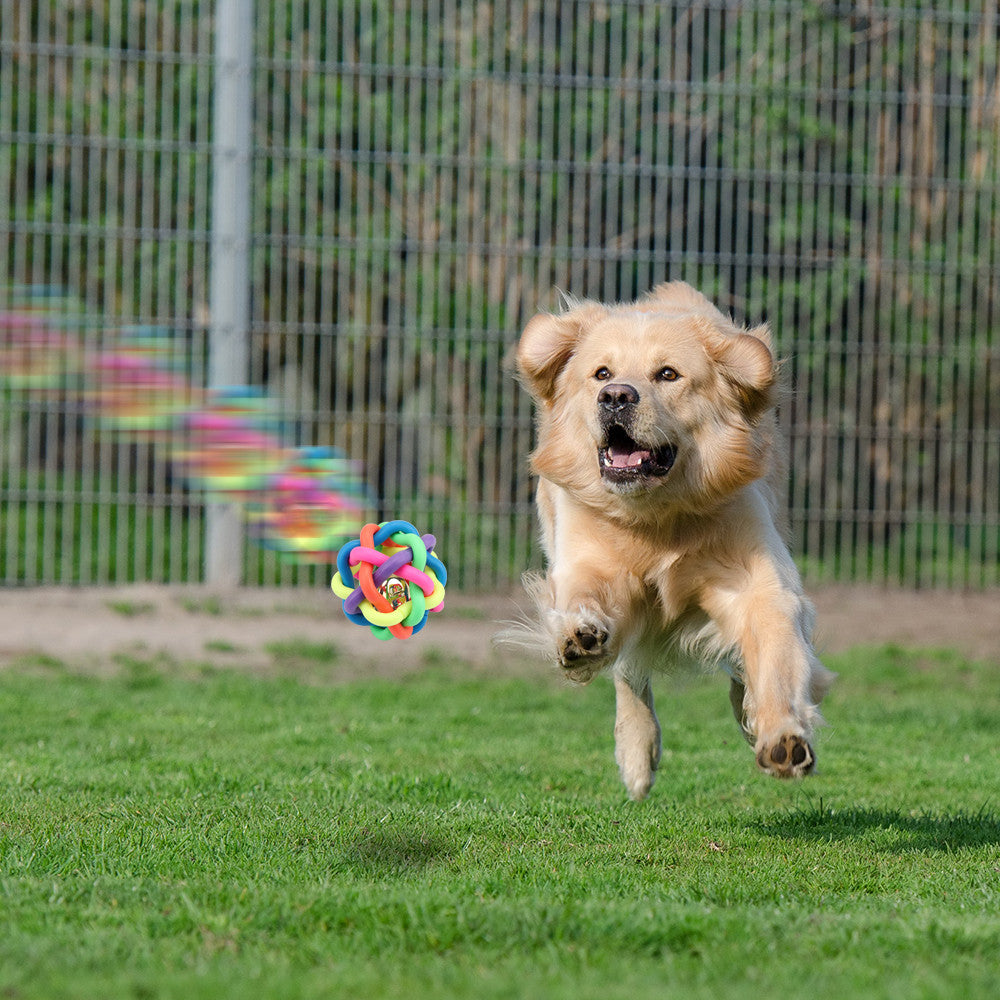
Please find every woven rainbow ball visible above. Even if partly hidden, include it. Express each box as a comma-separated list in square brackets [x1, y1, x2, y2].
[330, 520, 447, 641]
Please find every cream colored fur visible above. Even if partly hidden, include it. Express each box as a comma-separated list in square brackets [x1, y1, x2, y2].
[509, 281, 835, 800]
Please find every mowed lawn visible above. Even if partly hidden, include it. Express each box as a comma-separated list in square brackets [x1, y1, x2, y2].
[1, 640, 998, 999]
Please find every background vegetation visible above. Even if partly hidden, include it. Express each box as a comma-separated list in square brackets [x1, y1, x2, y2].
[2, 1, 998, 586]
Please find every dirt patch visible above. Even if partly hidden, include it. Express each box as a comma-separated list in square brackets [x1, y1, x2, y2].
[0, 584, 997, 677]
[807, 585, 1000, 664]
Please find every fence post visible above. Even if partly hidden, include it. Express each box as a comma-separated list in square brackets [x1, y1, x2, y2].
[208, 0, 253, 586]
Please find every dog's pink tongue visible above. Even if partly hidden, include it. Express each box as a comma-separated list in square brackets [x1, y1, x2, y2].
[610, 446, 650, 468]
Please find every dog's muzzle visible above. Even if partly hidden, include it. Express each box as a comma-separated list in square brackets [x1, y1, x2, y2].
[597, 383, 676, 484]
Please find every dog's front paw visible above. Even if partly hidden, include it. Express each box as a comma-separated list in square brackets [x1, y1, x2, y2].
[561, 622, 609, 661]
[755, 734, 815, 778]
[558, 622, 611, 682]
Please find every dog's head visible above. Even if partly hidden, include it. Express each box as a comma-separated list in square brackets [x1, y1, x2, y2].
[516, 282, 777, 520]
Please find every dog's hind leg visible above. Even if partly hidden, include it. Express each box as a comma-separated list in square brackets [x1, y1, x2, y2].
[728, 676, 753, 743]
[613, 668, 662, 801]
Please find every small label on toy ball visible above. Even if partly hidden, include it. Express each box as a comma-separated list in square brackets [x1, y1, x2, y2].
[379, 577, 409, 610]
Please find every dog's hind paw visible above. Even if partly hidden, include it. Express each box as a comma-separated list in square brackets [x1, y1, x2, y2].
[755, 734, 815, 778]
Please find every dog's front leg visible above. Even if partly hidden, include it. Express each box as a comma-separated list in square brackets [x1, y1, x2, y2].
[532, 485, 650, 684]
[702, 570, 834, 778]
[542, 564, 621, 684]
[613, 667, 661, 801]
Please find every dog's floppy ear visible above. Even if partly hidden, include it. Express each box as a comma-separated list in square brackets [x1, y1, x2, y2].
[516, 303, 601, 402]
[703, 322, 776, 418]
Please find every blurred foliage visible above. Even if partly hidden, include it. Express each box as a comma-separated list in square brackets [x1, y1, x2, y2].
[2, 1, 998, 585]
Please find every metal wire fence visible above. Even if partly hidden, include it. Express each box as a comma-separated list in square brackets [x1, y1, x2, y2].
[1, 0, 998, 589]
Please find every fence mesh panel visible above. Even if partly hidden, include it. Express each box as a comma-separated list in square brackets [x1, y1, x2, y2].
[2, 1, 998, 589]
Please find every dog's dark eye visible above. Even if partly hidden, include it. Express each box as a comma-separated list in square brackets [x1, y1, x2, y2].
[594, 367, 612, 381]
[655, 366, 680, 382]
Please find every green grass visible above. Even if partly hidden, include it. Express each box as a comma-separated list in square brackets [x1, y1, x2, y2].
[1, 645, 998, 999]
[263, 638, 340, 668]
[107, 600, 157, 617]
[176, 594, 225, 616]
[203, 639, 243, 654]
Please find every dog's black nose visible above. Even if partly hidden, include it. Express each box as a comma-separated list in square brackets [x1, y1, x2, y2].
[598, 383, 640, 412]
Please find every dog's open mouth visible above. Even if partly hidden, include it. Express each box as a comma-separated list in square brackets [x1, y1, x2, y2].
[599, 425, 676, 483]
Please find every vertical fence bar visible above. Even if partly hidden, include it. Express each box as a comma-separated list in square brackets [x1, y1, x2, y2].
[208, 0, 253, 586]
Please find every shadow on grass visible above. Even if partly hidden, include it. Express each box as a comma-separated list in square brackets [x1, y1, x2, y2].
[342, 826, 456, 877]
[758, 801, 1000, 852]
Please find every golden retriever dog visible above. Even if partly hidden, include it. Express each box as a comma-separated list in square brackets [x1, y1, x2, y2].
[511, 281, 834, 800]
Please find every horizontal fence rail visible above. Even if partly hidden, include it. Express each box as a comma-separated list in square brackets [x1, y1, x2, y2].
[1, 0, 998, 590]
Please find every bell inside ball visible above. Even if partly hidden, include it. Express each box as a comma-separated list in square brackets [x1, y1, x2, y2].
[378, 576, 409, 610]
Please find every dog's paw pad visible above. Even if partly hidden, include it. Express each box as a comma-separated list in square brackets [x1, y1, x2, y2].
[756, 734, 814, 778]
[559, 624, 609, 665]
